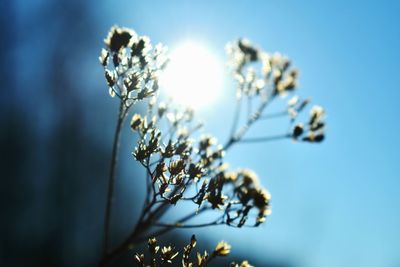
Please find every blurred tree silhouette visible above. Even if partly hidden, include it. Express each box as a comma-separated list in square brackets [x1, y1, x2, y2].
[0, 1, 108, 266]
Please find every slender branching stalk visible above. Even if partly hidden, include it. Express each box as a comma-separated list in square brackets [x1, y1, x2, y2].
[239, 134, 291, 144]
[103, 100, 128, 256]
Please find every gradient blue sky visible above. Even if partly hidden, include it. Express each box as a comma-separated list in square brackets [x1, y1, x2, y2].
[90, 1, 400, 266]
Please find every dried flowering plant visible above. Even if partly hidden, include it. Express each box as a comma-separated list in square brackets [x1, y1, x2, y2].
[98, 26, 326, 267]
[133, 235, 251, 267]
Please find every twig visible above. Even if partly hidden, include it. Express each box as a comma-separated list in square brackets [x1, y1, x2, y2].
[153, 207, 219, 229]
[247, 96, 252, 118]
[154, 221, 222, 228]
[140, 207, 211, 239]
[229, 97, 242, 141]
[259, 110, 287, 120]
[239, 133, 291, 143]
[98, 207, 210, 267]
[224, 97, 273, 150]
[102, 100, 128, 256]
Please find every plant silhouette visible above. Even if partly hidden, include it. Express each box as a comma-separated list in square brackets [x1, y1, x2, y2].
[98, 26, 326, 267]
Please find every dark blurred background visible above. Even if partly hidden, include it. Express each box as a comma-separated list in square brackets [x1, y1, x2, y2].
[1, 1, 109, 266]
[2, 1, 400, 267]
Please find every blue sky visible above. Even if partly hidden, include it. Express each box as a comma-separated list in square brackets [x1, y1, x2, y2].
[90, 1, 400, 266]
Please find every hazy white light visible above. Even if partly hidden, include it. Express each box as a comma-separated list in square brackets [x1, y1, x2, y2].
[160, 41, 224, 109]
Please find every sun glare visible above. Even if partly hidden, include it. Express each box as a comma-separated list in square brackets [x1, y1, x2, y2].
[160, 41, 224, 109]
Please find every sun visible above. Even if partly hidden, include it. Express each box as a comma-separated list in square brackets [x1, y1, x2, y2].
[160, 41, 224, 109]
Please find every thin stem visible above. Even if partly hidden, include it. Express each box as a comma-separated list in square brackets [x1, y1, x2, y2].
[260, 110, 287, 120]
[102, 100, 128, 256]
[228, 97, 242, 141]
[144, 197, 175, 224]
[239, 133, 291, 143]
[100, 187, 173, 265]
[99, 207, 209, 267]
[204, 253, 218, 266]
[153, 206, 214, 228]
[98, 229, 142, 267]
[141, 207, 210, 239]
[142, 181, 188, 225]
[154, 221, 222, 228]
[141, 161, 154, 206]
[247, 96, 252, 118]
[99, 194, 157, 267]
[224, 97, 273, 150]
